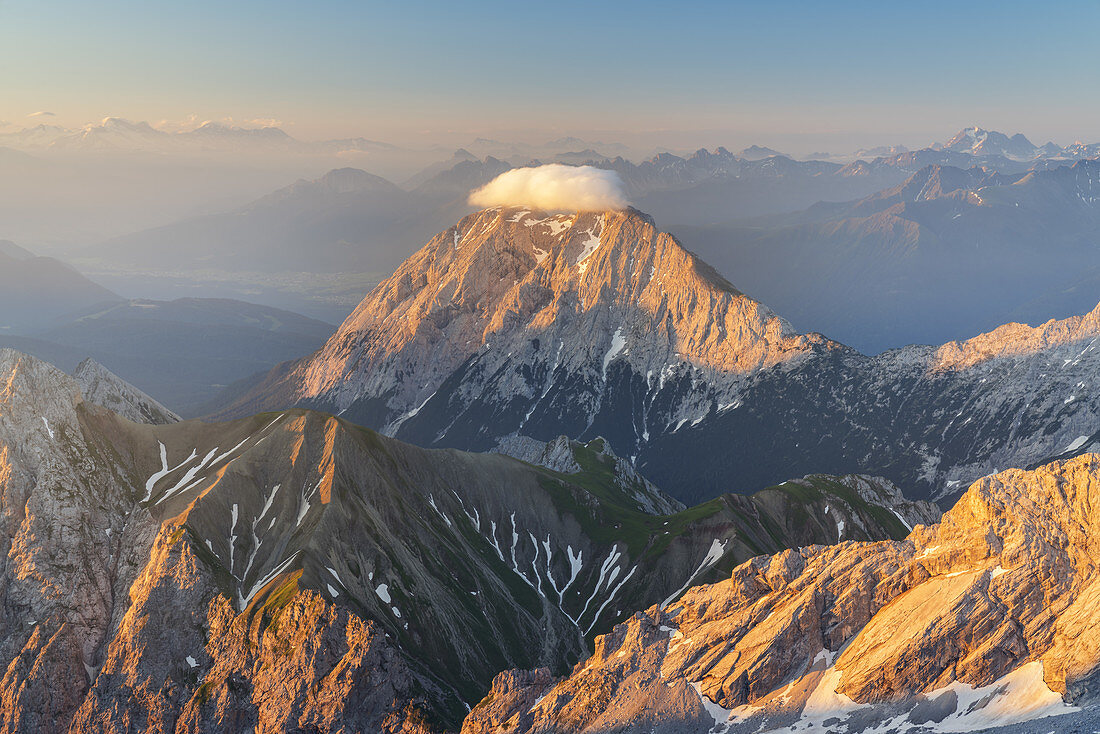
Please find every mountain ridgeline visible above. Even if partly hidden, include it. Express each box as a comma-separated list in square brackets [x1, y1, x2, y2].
[71, 125, 1100, 340]
[675, 158, 1100, 351]
[225, 205, 1100, 505]
[466, 454, 1100, 733]
[0, 349, 933, 732]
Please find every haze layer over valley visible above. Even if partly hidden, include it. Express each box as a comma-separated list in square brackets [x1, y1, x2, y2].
[8, 120, 1094, 348]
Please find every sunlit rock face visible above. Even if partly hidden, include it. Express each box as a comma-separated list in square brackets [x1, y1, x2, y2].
[291, 205, 826, 421]
[465, 454, 1100, 734]
[0, 349, 931, 732]
[224, 204, 1100, 505]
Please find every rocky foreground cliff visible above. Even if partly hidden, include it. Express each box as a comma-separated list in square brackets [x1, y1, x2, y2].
[223, 205, 1100, 504]
[0, 349, 933, 733]
[464, 454, 1100, 733]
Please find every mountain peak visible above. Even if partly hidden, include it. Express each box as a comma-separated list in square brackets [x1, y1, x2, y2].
[0, 348, 179, 428]
[896, 163, 987, 201]
[91, 116, 158, 133]
[0, 239, 34, 261]
[257, 167, 402, 205]
[738, 144, 784, 160]
[0, 348, 83, 418]
[73, 358, 181, 425]
[943, 126, 1038, 160]
[239, 204, 831, 446]
[314, 166, 399, 192]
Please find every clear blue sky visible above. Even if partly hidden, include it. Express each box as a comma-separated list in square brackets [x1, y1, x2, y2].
[2, 0, 1098, 151]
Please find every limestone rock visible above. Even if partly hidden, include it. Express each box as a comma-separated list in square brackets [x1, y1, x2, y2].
[0, 349, 931, 732]
[471, 455, 1100, 733]
[461, 668, 555, 734]
[72, 357, 181, 425]
[220, 206, 1100, 506]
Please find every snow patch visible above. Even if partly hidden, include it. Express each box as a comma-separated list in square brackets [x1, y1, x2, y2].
[690, 682, 733, 728]
[295, 481, 318, 527]
[238, 551, 300, 611]
[143, 443, 197, 502]
[577, 546, 623, 623]
[575, 216, 605, 274]
[909, 661, 1072, 732]
[890, 508, 914, 532]
[388, 389, 438, 433]
[602, 328, 626, 378]
[544, 216, 572, 235]
[795, 665, 864, 731]
[918, 544, 940, 559]
[585, 565, 636, 634]
[428, 494, 452, 527]
[209, 436, 251, 468]
[662, 539, 727, 608]
[156, 446, 220, 504]
[257, 484, 281, 523]
[1061, 435, 1089, 454]
[563, 545, 583, 593]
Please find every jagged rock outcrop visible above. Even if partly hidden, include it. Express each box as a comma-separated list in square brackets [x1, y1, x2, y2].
[467, 455, 1100, 733]
[463, 668, 555, 734]
[0, 349, 934, 732]
[72, 357, 181, 425]
[223, 205, 1100, 505]
[71, 526, 435, 734]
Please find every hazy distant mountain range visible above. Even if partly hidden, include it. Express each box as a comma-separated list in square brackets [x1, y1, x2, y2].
[0, 240, 334, 414]
[86, 168, 426, 275]
[3, 119, 1095, 168]
[78, 149, 904, 281]
[34, 123, 1100, 351]
[0, 117, 397, 158]
[0, 239, 122, 331]
[0, 296, 333, 416]
[676, 158, 1100, 351]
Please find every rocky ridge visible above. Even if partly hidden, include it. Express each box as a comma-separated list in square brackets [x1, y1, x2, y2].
[465, 454, 1100, 733]
[225, 205, 1100, 504]
[72, 357, 181, 424]
[0, 349, 933, 732]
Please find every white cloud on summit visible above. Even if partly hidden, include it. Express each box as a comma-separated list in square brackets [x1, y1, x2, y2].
[469, 164, 629, 212]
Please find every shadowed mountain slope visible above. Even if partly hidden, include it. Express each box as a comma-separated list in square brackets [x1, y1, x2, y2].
[221, 206, 1100, 505]
[0, 349, 933, 731]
